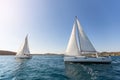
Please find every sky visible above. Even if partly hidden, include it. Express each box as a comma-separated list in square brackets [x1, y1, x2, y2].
[0, 0, 120, 53]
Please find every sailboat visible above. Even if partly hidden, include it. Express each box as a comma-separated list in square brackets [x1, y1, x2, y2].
[15, 35, 32, 59]
[64, 17, 111, 63]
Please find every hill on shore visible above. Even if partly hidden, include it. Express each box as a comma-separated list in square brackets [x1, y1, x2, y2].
[0, 50, 120, 57]
[0, 50, 16, 55]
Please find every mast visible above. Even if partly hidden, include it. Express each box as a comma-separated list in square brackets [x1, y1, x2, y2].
[75, 16, 82, 54]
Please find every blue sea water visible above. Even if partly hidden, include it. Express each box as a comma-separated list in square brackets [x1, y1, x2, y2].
[0, 55, 120, 80]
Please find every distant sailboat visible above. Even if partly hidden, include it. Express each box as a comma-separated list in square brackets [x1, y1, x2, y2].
[64, 16, 111, 63]
[15, 35, 32, 59]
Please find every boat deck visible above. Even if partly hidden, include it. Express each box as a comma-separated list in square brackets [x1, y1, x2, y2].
[64, 56, 112, 64]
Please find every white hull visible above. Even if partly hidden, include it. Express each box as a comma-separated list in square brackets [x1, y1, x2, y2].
[64, 56, 112, 63]
[15, 55, 32, 59]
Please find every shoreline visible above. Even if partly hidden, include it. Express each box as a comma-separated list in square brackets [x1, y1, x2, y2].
[0, 50, 16, 55]
[0, 50, 120, 56]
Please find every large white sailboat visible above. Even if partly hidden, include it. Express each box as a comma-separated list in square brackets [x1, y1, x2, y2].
[15, 35, 32, 59]
[64, 17, 111, 63]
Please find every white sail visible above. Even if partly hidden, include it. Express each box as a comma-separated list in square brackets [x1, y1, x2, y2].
[64, 17, 111, 63]
[76, 17, 96, 53]
[16, 35, 30, 56]
[66, 21, 80, 56]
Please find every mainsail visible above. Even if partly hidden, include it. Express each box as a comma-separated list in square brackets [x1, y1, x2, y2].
[76, 17, 96, 53]
[66, 17, 96, 56]
[16, 35, 30, 56]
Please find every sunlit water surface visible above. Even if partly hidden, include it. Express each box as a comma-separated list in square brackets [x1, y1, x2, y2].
[0, 55, 120, 80]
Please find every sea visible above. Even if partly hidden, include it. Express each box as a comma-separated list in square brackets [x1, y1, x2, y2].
[0, 55, 120, 80]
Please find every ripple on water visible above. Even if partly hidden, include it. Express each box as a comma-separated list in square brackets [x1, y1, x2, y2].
[0, 56, 120, 80]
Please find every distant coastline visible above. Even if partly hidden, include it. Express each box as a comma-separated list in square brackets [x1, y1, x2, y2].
[0, 50, 16, 55]
[0, 50, 120, 56]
